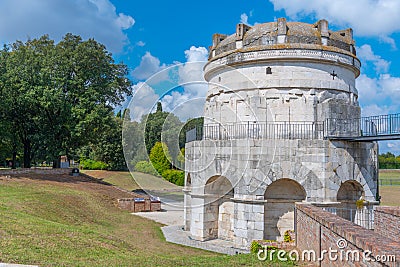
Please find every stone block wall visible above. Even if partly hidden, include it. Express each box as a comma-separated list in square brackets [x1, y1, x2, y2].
[185, 137, 378, 248]
[296, 203, 400, 267]
[374, 206, 400, 241]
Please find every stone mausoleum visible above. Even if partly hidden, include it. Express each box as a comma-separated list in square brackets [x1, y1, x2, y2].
[184, 18, 379, 249]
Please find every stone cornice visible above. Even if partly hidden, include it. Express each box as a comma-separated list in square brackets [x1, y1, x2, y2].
[204, 49, 361, 81]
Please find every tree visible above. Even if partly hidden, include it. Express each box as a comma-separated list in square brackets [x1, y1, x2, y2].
[0, 34, 132, 168]
[149, 142, 171, 175]
[143, 102, 182, 155]
[179, 117, 204, 149]
[0, 39, 45, 168]
[89, 113, 127, 170]
[122, 114, 146, 167]
[177, 148, 185, 170]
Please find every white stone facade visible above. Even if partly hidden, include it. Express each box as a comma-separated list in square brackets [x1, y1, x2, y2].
[184, 18, 378, 249]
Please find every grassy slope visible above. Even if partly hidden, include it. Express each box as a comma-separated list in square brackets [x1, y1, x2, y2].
[82, 170, 181, 191]
[2, 169, 397, 265]
[0, 174, 282, 267]
[82, 170, 140, 191]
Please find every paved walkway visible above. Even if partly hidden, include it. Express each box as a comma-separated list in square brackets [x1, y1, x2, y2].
[133, 202, 248, 255]
[132, 201, 184, 226]
[161, 225, 248, 255]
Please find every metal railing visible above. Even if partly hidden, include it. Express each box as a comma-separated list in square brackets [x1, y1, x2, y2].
[186, 122, 324, 142]
[322, 207, 374, 229]
[186, 113, 400, 143]
[379, 178, 400, 186]
[325, 113, 400, 138]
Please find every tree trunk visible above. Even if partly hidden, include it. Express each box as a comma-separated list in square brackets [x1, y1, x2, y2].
[52, 158, 60, 168]
[11, 150, 17, 169]
[23, 141, 31, 168]
[11, 141, 17, 169]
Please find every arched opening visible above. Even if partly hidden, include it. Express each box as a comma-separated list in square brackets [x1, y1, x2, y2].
[186, 173, 191, 186]
[337, 180, 364, 221]
[264, 179, 306, 241]
[204, 176, 234, 241]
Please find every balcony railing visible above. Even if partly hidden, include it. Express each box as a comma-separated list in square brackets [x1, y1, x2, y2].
[186, 122, 324, 142]
[325, 113, 400, 138]
[186, 113, 400, 143]
[322, 207, 375, 230]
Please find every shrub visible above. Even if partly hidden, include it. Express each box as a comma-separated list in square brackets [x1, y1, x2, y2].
[283, 230, 294, 242]
[250, 240, 263, 254]
[134, 161, 159, 176]
[149, 142, 171, 175]
[80, 159, 109, 170]
[161, 169, 184, 186]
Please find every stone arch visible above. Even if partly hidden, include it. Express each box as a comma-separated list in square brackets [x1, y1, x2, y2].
[337, 180, 364, 202]
[203, 176, 234, 241]
[264, 178, 306, 241]
[337, 180, 364, 221]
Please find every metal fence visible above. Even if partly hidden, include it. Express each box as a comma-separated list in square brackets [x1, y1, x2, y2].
[325, 113, 400, 138]
[379, 179, 400, 186]
[322, 207, 374, 230]
[186, 113, 400, 143]
[186, 122, 324, 142]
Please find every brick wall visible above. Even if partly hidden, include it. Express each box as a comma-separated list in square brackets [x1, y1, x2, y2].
[296, 204, 400, 267]
[374, 206, 400, 241]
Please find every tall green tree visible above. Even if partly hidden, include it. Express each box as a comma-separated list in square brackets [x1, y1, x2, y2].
[89, 112, 127, 170]
[179, 117, 204, 149]
[149, 142, 171, 175]
[143, 102, 182, 156]
[0, 34, 132, 168]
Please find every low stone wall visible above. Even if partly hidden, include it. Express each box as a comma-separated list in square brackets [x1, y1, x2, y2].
[118, 198, 161, 213]
[374, 206, 400, 241]
[296, 203, 399, 267]
[0, 168, 72, 176]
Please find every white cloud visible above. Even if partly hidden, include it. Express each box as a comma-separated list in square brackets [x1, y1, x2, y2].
[357, 74, 381, 103]
[179, 46, 209, 97]
[240, 13, 250, 25]
[0, 0, 134, 53]
[269, 0, 400, 45]
[129, 46, 209, 121]
[160, 46, 209, 120]
[379, 35, 397, 50]
[357, 74, 400, 115]
[132, 52, 167, 80]
[130, 82, 159, 121]
[184, 46, 208, 62]
[136, 41, 146, 47]
[357, 44, 390, 73]
[360, 104, 393, 117]
[380, 141, 400, 155]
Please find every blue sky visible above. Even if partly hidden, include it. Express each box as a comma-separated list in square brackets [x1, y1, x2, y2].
[0, 0, 399, 153]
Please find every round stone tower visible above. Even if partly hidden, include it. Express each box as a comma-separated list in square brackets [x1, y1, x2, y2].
[204, 18, 359, 126]
[184, 18, 378, 249]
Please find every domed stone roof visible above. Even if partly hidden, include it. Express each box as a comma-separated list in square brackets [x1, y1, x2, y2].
[211, 18, 356, 60]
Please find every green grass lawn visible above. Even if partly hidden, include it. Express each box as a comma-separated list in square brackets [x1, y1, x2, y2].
[379, 169, 400, 186]
[0, 174, 288, 267]
[82, 170, 141, 191]
[82, 170, 181, 191]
